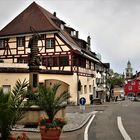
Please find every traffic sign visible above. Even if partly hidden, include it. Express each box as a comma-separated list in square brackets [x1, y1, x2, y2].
[80, 97, 86, 105]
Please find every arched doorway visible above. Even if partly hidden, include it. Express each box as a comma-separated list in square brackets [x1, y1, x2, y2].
[44, 79, 69, 98]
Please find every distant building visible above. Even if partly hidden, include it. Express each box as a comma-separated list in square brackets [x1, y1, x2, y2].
[125, 60, 133, 80]
[113, 86, 124, 100]
[124, 79, 140, 98]
[124, 70, 140, 99]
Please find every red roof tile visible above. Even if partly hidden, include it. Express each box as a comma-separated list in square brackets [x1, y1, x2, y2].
[0, 2, 79, 47]
[0, 2, 59, 37]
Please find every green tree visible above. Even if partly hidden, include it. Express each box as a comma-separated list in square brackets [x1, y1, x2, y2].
[107, 72, 125, 99]
[37, 83, 70, 122]
[0, 79, 29, 140]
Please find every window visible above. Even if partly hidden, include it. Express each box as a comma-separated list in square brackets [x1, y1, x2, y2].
[128, 86, 132, 90]
[17, 57, 28, 63]
[42, 57, 58, 67]
[0, 39, 5, 48]
[46, 38, 55, 48]
[86, 60, 89, 69]
[79, 57, 86, 68]
[2, 85, 11, 94]
[17, 37, 25, 47]
[89, 61, 91, 69]
[89, 85, 92, 93]
[48, 57, 53, 66]
[131, 81, 135, 85]
[59, 56, 69, 66]
[138, 86, 140, 90]
[73, 55, 78, 66]
[42, 56, 69, 67]
[84, 85, 87, 94]
[80, 85, 83, 94]
[53, 57, 59, 66]
[40, 34, 46, 40]
[60, 24, 64, 30]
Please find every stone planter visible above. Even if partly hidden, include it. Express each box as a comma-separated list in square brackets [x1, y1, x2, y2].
[17, 107, 65, 126]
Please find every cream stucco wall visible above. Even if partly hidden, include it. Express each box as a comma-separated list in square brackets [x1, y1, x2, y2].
[0, 72, 95, 104]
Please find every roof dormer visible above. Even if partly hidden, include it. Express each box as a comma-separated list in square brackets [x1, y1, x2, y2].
[64, 26, 75, 36]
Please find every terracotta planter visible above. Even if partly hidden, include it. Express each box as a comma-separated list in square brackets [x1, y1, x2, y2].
[40, 126, 61, 140]
[8, 136, 16, 140]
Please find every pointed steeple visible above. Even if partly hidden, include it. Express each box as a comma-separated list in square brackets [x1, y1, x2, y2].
[125, 60, 133, 80]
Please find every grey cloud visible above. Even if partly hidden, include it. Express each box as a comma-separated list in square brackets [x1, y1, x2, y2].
[0, 0, 140, 74]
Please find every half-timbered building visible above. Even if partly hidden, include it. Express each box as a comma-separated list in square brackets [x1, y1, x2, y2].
[0, 2, 109, 104]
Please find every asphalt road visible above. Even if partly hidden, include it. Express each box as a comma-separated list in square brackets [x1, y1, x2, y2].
[89, 99, 140, 140]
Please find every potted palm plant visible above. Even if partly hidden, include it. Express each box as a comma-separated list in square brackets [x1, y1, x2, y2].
[37, 83, 70, 140]
[0, 79, 29, 140]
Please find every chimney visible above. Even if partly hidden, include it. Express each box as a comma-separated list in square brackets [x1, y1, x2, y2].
[136, 70, 138, 77]
[53, 12, 56, 17]
[87, 36, 91, 46]
[75, 31, 79, 38]
[87, 36, 91, 50]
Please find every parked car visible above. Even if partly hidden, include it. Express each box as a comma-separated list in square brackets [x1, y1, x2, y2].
[127, 92, 135, 101]
[93, 98, 102, 105]
[120, 92, 125, 100]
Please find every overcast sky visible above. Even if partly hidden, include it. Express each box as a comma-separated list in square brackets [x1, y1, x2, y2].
[0, 0, 140, 74]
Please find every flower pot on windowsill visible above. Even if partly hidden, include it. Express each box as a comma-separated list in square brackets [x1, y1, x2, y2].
[40, 126, 61, 140]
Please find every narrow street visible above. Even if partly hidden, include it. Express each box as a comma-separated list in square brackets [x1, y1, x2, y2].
[89, 99, 140, 140]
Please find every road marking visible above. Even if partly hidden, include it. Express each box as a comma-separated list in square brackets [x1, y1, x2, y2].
[84, 114, 95, 140]
[117, 116, 132, 140]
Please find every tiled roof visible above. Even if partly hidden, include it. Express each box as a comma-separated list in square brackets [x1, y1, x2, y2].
[0, 2, 79, 47]
[0, 2, 60, 37]
[0, 2, 99, 61]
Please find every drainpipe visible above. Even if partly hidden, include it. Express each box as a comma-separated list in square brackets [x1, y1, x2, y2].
[77, 58, 80, 105]
[77, 73, 80, 105]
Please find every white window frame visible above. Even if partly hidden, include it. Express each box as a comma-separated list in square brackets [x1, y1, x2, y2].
[0, 39, 5, 48]
[2, 85, 11, 94]
[46, 38, 55, 48]
[17, 37, 25, 47]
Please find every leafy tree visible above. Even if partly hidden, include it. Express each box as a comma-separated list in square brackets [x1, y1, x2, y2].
[106, 72, 125, 100]
[0, 79, 29, 140]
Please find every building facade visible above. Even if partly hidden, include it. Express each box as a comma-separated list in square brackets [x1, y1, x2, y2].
[124, 71, 140, 97]
[124, 79, 140, 97]
[0, 2, 109, 104]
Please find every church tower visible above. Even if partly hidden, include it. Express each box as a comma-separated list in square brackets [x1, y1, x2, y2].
[125, 60, 133, 80]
